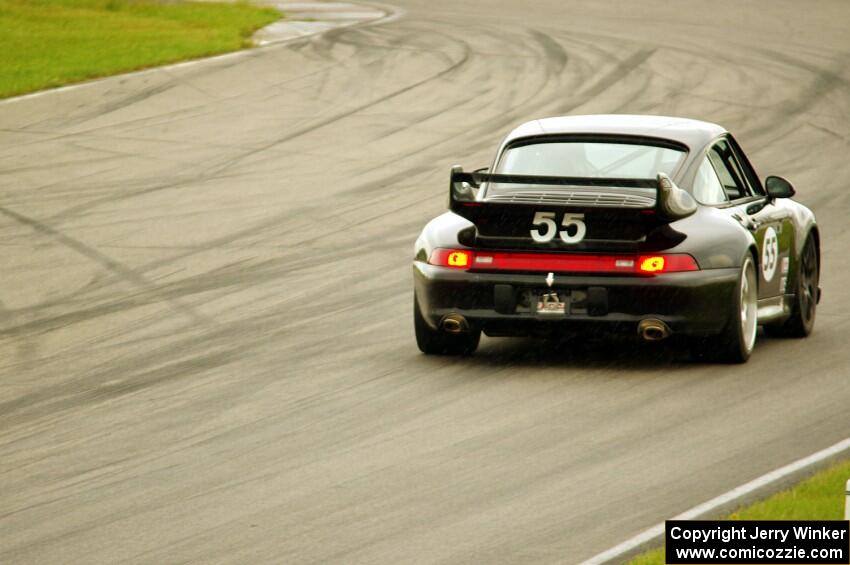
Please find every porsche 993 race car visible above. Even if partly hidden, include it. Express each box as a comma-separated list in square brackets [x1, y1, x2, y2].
[412, 115, 820, 363]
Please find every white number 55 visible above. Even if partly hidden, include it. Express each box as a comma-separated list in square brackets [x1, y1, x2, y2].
[530, 211, 586, 244]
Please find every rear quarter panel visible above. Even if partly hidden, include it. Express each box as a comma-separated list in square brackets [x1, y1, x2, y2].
[669, 206, 754, 269]
[414, 212, 474, 263]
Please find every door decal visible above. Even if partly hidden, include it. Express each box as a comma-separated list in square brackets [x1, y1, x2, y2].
[762, 226, 779, 282]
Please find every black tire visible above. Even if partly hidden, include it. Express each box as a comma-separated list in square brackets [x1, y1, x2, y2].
[414, 296, 480, 355]
[693, 255, 758, 364]
[765, 234, 818, 338]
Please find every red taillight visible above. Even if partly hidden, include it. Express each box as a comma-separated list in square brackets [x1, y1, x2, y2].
[637, 254, 699, 273]
[428, 249, 698, 275]
[429, 249, 473, 269]
[639, 256, 665, 273]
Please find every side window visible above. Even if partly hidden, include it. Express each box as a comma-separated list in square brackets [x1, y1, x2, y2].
[727, 135, 764, 196]
[692, 158, 728, 205]
[707, 141, 750, 201]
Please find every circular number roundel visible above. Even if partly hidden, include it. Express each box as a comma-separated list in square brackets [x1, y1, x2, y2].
[762, 226, 778, 282]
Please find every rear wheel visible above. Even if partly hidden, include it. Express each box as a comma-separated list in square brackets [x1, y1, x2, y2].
[693, 255, 758, 363]
[765, 234, 818, 337]
[414, 295, 480, 355]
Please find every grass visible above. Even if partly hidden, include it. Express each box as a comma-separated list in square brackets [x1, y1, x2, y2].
[0, 0, 281, 98]
[627, 459, 850, 565]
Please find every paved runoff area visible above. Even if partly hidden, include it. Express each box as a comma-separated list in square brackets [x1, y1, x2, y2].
[1, 1, 850, 563]
[254, 2, 388, 45]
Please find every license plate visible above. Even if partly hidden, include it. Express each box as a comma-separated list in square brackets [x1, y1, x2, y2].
[536, 292, 566, 315]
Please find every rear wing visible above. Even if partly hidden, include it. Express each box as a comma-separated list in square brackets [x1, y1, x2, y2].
[449, 166, 696, 221]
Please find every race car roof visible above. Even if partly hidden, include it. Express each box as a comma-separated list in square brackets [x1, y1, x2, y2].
[503, 114, 726, 150]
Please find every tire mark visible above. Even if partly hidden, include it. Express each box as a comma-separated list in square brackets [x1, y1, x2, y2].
[200, 36, 473, 178]
[27, 29, 470, 227]
[529, 29, 569, 74]
[0, 206, 209, 326]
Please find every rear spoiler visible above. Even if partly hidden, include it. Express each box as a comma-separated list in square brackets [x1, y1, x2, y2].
[449, 166, 696, 221]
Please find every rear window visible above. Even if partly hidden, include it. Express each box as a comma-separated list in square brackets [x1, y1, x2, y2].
[495, 140, 686, 179]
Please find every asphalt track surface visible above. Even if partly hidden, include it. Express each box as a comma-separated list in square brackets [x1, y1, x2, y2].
[2, 1, 850, 563]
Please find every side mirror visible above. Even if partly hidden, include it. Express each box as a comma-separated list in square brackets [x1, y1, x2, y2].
[765, 176, 796, 199]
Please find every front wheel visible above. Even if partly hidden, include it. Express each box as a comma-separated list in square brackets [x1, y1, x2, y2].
[765, 234, 818, 338]
[693, 255, 758, 364]
[414, 295, 480, 355]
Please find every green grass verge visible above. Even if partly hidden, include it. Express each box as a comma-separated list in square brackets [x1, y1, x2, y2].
[627, 459, 850, 565]
[0, 0, 281, 98]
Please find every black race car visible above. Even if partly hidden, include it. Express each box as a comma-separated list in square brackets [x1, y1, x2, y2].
[412, 115, 820, 363]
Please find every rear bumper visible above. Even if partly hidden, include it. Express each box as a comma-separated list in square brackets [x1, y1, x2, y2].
[413, 262, 739, 337]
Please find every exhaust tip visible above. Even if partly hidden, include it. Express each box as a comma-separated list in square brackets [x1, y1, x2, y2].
[441, 314, 469, 334]
[638, 318, 671, 341]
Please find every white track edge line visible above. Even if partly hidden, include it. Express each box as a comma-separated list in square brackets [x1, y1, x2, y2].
[579, 436, 850, 565]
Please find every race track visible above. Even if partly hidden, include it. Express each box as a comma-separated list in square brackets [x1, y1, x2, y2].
[2, 1, 850, 562]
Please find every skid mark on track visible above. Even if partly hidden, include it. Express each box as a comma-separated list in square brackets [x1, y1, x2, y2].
[0, 253, 403, 423]
[529, 29, 569, 74]
[20, 31, 472, 230]
[565, 48, 657, 111]
[23, 82, 176, 132]
[0, 206, 209, 327]
[201, 39, 473, 178]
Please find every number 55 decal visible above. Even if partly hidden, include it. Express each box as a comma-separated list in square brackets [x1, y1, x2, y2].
[530, 211, 586, 244]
